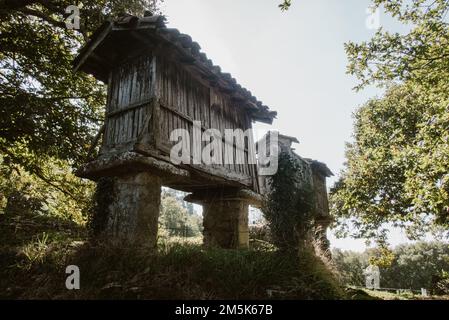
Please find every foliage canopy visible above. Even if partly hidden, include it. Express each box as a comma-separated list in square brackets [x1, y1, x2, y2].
[330, 0, 449, 239]
[333, 241, 449, 291]
[0, 0, 160, 220]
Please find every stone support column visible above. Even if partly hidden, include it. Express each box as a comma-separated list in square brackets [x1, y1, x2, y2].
[105, 171, 161, 246]
[202, 198, 249, 249]
[185, 188, 250, 249]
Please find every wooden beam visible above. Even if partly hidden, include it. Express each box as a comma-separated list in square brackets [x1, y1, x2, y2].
[106, 98, 153, 118]
[73, 23, 113, 73]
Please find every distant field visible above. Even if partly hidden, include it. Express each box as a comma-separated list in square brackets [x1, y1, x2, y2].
[346, 287, 449, 300]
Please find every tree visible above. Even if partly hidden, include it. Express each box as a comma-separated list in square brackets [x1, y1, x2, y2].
[0, 1, 161, 218]
[160, 192, 202, 238]
[331, 0, 449, 240]
[332, 249, 369, 286]
[382, 242, 449, 290]
[333, 242, 449, 290]
[0, 155, 92, 224]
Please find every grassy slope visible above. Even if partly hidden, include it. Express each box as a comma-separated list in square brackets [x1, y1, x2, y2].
[0, 212, 343, 300]
[3, 212, 449, 300]
[0, 212, 86, 298]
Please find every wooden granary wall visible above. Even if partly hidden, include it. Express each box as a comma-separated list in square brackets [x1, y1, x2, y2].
[104, 54, 155, 148]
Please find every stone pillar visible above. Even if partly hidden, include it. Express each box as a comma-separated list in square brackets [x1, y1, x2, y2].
[185, 188, 250, 249]
[105, 171, 161, 246]
[203, 198, 249, 249]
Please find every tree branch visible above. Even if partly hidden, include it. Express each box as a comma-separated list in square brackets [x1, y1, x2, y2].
[0, 146, 82, 203]
[18, 7, 66, 29]
[0, 0, 38, 10]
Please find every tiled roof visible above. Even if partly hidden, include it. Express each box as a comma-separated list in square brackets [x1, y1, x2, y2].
[73, 14, 277, 124]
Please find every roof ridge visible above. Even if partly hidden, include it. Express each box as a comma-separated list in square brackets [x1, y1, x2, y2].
[74, 14, 277, 123]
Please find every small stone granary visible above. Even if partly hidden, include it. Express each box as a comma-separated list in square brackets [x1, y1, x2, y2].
[258, 132, 334, 251]
[74, 14, 276, 248]
[74, 13, 333, 250]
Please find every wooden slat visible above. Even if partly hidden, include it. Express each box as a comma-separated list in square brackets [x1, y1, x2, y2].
[105, 98, 153, 118]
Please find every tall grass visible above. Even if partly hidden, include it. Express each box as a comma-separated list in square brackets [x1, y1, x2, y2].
[8, 241, 344, 299]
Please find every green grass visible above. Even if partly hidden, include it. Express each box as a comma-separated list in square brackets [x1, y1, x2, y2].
[4, 212, 449, 300]
[1, 242, 345, 299]
[0, 212, 344, 300]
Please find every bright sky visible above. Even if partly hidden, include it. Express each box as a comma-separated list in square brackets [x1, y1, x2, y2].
[161, 0, 415, 252]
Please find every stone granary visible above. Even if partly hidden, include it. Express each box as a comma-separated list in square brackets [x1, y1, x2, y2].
[73, 14, 276, 249]
[258, 132, 334, 252]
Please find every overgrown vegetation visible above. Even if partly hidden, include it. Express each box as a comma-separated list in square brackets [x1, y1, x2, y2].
[0, 166, 342, 300]
[0, 212, 343, 300]
[88, 177, 114, 237]
[0, 170, 345, 300]
[0, 157, 93, 225]
[263, 151, 315, 250]
[432, 270, 449, 295]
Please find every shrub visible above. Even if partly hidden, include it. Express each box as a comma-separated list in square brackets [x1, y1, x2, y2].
[431, 271, 449, 295]
[249, 223, 271, 242]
